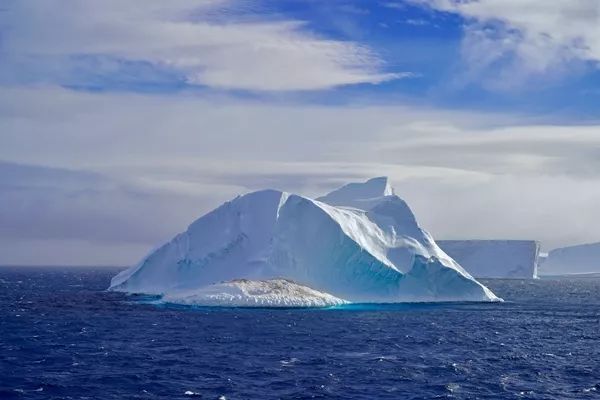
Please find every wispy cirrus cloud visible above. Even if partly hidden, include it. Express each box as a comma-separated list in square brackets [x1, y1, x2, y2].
[0, 0, 404, 91]
[413, 0, 600, 89]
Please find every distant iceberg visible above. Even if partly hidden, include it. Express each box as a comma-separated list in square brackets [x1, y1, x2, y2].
[110, 177, 500, 306]
[540, 242, 600, 276]
[437, 240, 540, 279]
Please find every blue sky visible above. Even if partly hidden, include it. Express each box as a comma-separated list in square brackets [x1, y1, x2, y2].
[3, 0, 600, 115]
[1, 0, 600, 265]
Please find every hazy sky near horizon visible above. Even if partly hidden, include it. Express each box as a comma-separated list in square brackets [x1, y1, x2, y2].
[2, 0, 600, 265]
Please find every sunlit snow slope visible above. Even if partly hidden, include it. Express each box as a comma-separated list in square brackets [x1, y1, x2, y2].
[110, 177, 499, 305]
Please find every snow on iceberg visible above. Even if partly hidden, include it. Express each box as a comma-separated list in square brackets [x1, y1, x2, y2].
[162, 279, 348, 308]
[437, 240, 540, 279]
[316, 176, 395, 209]
[110, 177, 500, 305]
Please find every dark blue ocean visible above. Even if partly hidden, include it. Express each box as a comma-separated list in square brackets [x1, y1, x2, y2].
[1, 267, 599, 399]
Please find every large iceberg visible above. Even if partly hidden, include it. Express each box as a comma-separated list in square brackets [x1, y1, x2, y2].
[437, 240, 540, 279]
[110, 177, 499, 306]
[540, 242, 600, 276]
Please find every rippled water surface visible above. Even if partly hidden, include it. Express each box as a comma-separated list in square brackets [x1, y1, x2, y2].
[1, 267, 599, 399]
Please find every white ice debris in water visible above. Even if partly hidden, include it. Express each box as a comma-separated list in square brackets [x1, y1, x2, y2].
[110, 177, 500, 304]
[163, 279, 348, 308]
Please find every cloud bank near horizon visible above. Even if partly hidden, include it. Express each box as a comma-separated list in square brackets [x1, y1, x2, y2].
[2, 87, 600, 265]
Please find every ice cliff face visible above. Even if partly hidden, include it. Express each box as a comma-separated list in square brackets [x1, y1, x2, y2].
[540, 242, 600, 275]
[110, 177, 499, 305]
[437, 240, 540, 279]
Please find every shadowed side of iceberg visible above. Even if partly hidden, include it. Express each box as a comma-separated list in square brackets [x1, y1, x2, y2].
[398, 255, 500, 302]
[109, 189, 286, 293]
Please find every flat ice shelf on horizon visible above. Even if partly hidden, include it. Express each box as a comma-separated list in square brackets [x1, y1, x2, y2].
[437, 240, 540, 279]
[540, 242, 600, 276]
[110, 177, 500, 306]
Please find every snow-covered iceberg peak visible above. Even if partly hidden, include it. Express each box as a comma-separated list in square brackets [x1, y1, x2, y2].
[110, 177, 500, 305]
[317, 176, 394, 209]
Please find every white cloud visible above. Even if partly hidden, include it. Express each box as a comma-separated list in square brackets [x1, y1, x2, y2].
[404, 19, 431, 26]
[415, 0, 600, 88]
[0, 0, 402, 91]
[2, 86, 600, 266]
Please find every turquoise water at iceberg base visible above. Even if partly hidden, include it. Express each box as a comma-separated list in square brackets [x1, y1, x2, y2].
[1, 266, 599, 399]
